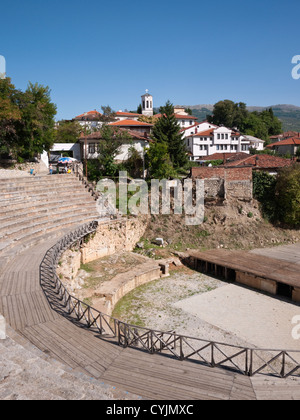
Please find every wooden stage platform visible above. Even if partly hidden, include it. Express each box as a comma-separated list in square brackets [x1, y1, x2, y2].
[187, 244, 300, 301]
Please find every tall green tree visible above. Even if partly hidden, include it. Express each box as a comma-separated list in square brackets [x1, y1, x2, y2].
[0, 78, 22, 158]
[151, 101, 188, 169]
[208, 100, 282, 141]
[98, 105, 116, 123]
[275, 165, 300, 227]
[208, 100, 248, 128]
[96, 125, 131, 177]
[16, 82, 57, 158]
[55, 120, 82, 143]
[145, 140, 176, 180]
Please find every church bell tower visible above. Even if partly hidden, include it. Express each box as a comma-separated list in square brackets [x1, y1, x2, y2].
[141, 89, 153, 117]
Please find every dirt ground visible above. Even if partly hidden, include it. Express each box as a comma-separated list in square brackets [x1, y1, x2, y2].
[67, 252, 149, 307]
[137, 199, 300, 257]
[112, 264, 300, 356]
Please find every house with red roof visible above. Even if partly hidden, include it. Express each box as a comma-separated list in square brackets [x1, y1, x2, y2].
[74, 110, 103, 131]
[78, 128, 150, 162]
[115, 111, 141, 121]
[269, 131, 300, 144]
[266, 136, 300, 156]
[223, 154, 294, 174]
[108, 119, 153, 136]
[185, 125, 251, 161]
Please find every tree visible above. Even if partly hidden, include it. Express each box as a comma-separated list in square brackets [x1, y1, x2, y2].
[55, 120, 82, 143]
[208, 100, 248, 129]
[275, 165, 300, 227]
[0, 78, 22, 158]
[137, 115, 157, 124]
[96, 125, 131, 177]
[98, 105, 116, 123]
[208, 100, 282, 141]
[16, 82, 57, 158]
[125, 145, 143, 178]
[151, 101, 188, 169]
[145, 140, 176, 180]
[241, 112, 269, 140]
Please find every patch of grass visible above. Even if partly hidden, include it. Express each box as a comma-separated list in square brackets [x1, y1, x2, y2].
[80, 263, 94, 273]
[82, 276, 104, 289]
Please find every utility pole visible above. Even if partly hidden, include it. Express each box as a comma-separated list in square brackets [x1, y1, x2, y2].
[84, 123, 88, 178]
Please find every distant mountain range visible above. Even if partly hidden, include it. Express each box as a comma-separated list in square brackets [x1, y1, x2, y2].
[183, 104, 300, 132]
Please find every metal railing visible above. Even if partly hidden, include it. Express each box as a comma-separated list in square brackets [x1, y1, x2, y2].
[72, 162, 100, 200]
[40, 222, 300, 379]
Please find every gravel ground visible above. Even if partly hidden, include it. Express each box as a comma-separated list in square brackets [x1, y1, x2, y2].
[114, 267, 300, 353]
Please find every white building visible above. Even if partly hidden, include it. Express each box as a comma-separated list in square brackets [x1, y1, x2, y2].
[50, 143, 81, 161]
[181, 121, 218, 138]
[242, 135, 265, 151]
[78, 129, 149, 163]
[185, 126, 251, 161]
[115, 111, 140, 121]
[74, 110, 103, 132]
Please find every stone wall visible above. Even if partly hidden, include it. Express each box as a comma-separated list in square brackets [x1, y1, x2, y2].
[81, 216, 148, 264]
[191, 167, 253, 201]
[57, 216, 149, 282]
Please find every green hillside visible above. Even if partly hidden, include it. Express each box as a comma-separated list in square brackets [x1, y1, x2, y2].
[187, 104, 300, 132]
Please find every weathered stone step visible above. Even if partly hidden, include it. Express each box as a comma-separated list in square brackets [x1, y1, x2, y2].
[0, 210, 99, 241]
[0, 201, 97, 225]
[0, 214, 100, 265]
[0, 189, 96, 212]
[0, 184, 91, 200]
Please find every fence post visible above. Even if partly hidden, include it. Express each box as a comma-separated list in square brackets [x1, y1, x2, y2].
[281, 352, 286, 378]
[211, 343, 215, 367]
[180, 336, 184, 361]
[248, 349, 253, 376]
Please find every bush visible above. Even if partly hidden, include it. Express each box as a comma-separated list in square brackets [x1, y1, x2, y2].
[253, 166, 300, 227]
[275, 165, 300, 227]
[253, 171, 277, 221]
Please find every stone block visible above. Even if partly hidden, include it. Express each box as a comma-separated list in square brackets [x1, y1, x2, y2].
[0, 315, 6, 339]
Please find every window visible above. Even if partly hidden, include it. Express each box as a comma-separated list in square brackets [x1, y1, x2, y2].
[89, 143, 96, 154]
[217, 134, 220, 139]
[225, 134, 228, 139]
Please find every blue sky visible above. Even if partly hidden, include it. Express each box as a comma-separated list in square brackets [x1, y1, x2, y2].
[1, 0, 300, 120]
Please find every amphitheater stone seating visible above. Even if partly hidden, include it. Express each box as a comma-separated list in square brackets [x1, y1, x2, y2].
[0, 174, 100, 271]
[1, 170, 298, 400]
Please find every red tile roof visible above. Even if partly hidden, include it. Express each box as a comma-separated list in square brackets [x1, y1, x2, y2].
[224, 154, 294, 169]
[266, 137, 300, 148]
[270, 131, 300, 139]
[192, 129, 214, 137]
[75, 110, 102, 120]
[109, 119, 153, 127]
